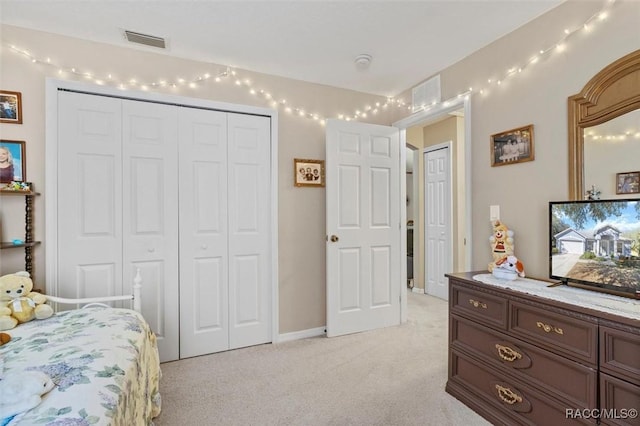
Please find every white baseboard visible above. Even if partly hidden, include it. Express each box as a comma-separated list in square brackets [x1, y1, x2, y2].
[277, 326, 326, 343]
[412, 287, 425, 294]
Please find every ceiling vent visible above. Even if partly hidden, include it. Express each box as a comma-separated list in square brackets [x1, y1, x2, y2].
[123, 30, 166, 49]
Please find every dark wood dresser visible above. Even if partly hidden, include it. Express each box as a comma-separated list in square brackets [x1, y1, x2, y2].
[446, 272, 640, 426]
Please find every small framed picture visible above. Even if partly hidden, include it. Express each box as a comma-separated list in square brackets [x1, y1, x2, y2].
[0, 140, 26, 183]
[294, 158, 325, 187]
[0, 90, 23, 124]
[490, 124, 534, 167]
[616, 171, 640, 194]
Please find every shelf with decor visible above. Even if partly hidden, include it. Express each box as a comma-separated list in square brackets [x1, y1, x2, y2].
[0, 186, 41, 276]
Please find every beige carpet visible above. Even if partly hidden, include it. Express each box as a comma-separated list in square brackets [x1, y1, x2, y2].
[154, 290, 490, 426]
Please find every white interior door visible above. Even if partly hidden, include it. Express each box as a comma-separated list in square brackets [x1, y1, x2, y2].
[179, 111, 271, 357]
[227, 113, 271, 350]
[424, 145, 451, 300]
[57, 92, 123, 300]
[326, 119, 401, 337]
[178, 107, 229, 358]
[122, 100, 179, 362]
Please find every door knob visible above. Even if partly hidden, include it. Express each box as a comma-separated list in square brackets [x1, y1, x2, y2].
[330, 235, 339, 242]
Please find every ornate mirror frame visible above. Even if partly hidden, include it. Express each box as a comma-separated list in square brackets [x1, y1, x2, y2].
[568, 49, 640, 200]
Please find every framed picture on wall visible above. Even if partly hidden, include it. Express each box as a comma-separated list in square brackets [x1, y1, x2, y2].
[616, 171, 640, 194]
[0, 140, 26, 183]
[0, 90, 23, 124]
[294, 158, 325, 187]
[490, 124, 534, 167]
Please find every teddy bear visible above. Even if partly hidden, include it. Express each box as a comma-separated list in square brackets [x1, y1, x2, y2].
[488, 220, 515, 272]
[0, 370, 55, 419]
[0, 272, 54, 331]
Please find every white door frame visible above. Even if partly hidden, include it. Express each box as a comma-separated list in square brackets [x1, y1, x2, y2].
[393, 95, 472, 321]
[423, 142, 453, 299]
[44, 78, 280, 343]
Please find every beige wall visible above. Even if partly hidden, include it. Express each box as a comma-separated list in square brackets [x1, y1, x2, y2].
[0, 24, 405, 334]
[398, 0, 640, 280]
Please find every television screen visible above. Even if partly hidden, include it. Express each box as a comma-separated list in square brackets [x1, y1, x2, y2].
[549, 198, 640, 299]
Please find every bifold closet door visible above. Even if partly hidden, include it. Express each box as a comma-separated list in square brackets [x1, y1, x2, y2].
[57, 92, 180, 362]
[121, 100, 179, 362]
[178, 108, 230, 357]
[227, 113, 271, 350]
[178, 109, 271, 358]
[57, 92, 123, 302]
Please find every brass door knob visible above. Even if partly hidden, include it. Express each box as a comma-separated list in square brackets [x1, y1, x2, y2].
[330, 235, 339, 242]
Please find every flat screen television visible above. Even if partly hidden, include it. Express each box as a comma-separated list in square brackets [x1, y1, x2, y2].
[549, 198, 640, 299]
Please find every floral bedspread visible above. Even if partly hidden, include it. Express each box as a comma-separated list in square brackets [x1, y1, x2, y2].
[0, 307, 161, 425]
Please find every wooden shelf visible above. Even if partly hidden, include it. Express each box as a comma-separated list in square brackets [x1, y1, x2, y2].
[0, 186, 40, 276]
[0, 190, 40, 196]
[1, 241, 42, 249]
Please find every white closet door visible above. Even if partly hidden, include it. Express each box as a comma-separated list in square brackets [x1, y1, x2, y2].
[178, 107, 229, 358]
[57, 91, 123, 300]
[122, 100, 179, 362]
[227, 113, 271, 350]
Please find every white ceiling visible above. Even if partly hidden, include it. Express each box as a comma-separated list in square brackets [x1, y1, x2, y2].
[0, 0, 565, 97]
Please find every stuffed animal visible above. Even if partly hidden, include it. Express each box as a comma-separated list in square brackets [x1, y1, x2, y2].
[494, 255, 526, 278]
[0, 333, 9, 346]
[0, 370, 55, 419]
[0, 272, 54, 331]
[488, 220, 515, 272]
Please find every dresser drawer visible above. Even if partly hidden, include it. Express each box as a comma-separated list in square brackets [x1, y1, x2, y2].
[509, 301, 597, 364]
[449, 349, 594, 425]
[600, 372, 640, 426]
[450, 283, 508, 330]
[600, 325, 640, 387]
[451, 315, 597, 408]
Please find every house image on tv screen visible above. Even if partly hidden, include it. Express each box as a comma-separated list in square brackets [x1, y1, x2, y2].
[554, 224, 632, 258]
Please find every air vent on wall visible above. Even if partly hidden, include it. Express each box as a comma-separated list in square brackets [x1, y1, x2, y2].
[123, 30, 166, 49]
[412, 75, 441, 113]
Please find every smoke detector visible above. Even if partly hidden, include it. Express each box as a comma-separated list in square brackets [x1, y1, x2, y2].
[123, 30, 167, 49]
[354, 54, 372, 70]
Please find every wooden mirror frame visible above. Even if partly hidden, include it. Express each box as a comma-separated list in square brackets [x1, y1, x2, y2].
[568, 49, 640, 200]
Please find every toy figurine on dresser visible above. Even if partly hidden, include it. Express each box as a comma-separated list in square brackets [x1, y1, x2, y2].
[488, 220, 525, 281]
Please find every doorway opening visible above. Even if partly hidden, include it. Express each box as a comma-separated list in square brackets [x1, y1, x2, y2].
[397, 104, 469, 304]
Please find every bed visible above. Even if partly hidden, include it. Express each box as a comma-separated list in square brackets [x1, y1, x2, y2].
[0, 271, 161, 425]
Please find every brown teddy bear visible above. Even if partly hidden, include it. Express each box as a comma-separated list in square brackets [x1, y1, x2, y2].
[0, 271, 54, 331]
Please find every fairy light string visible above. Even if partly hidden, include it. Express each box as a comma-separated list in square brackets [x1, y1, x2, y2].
[2, 0, 615, 125]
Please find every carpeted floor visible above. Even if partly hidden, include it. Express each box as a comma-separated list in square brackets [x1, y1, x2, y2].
[154, 290, 490, 426]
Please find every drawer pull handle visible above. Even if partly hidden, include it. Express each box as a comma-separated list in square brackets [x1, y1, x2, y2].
[495, 384, 523, 405]
[536, 321, 564, 335]
[469, 299, 487, 309]
[495, 344, 522, 362]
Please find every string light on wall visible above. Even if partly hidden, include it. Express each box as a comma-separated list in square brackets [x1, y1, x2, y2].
[3, 0, 615, 126]
[468, 0, 617, 98]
